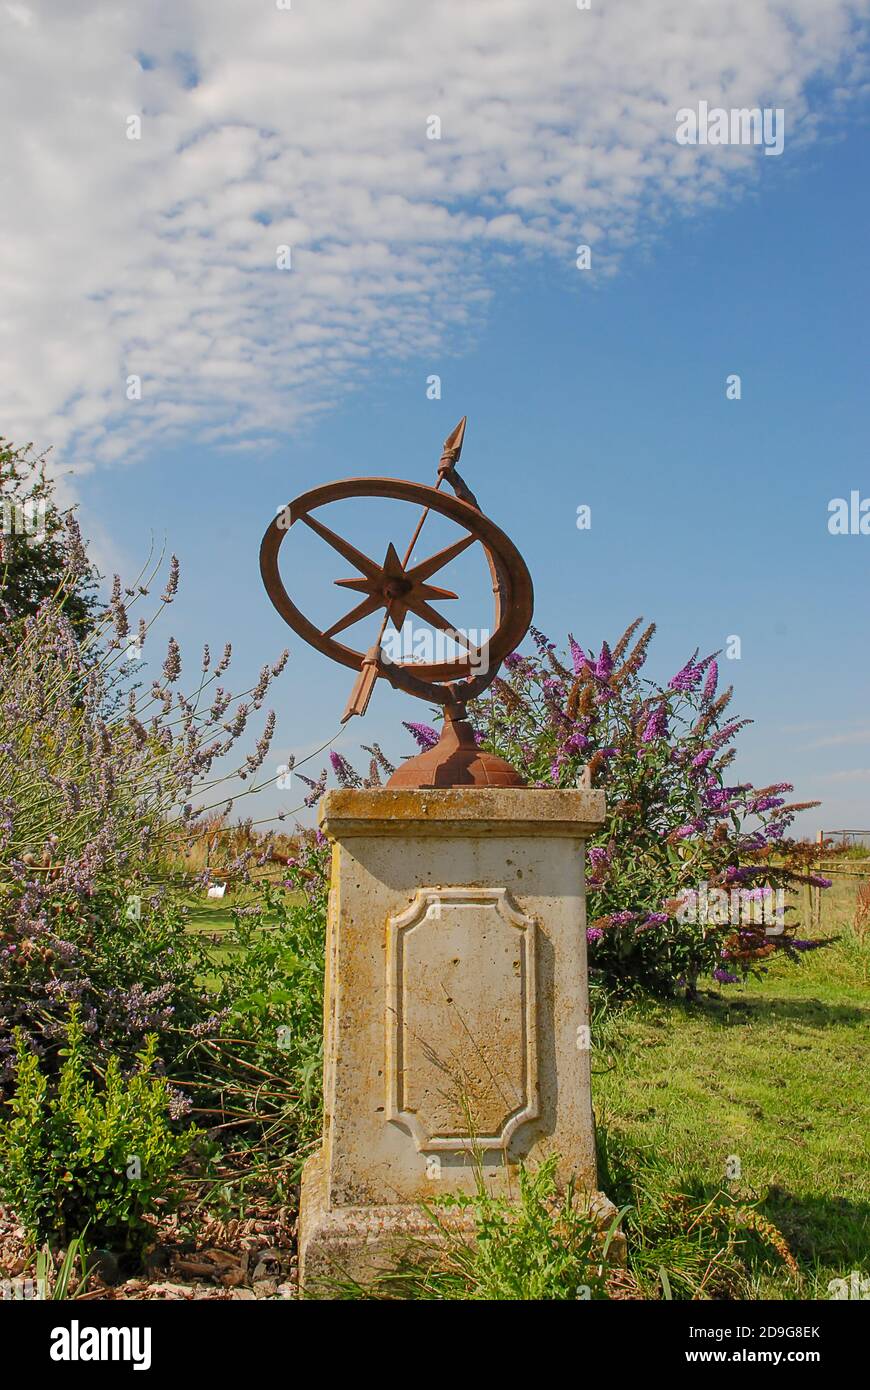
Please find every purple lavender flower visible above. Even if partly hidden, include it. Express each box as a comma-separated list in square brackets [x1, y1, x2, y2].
[109, 575, 129, 642]
[245, 711, 276, 775]
[162, 637, 181, 684]
[160, 555, 180, 604]
[297, 767, 327, 808]
[167, 1087, 193, 1120]
[251, 663, 272, 707]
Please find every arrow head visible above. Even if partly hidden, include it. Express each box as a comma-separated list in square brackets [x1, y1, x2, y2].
[440, 416, 467, 467]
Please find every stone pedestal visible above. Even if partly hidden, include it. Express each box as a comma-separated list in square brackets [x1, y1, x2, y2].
[298, 786, 610, 1292]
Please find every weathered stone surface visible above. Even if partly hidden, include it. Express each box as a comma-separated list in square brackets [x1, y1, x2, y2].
[320, 786, 605, 838]
[386, 886, 538, 1150]
[299, 786, 612, 1294]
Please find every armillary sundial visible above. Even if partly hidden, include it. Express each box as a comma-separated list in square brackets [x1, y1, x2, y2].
[259, 418, 533, 787]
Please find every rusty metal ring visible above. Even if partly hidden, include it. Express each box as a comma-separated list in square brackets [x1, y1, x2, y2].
[259, 477, 533, 707]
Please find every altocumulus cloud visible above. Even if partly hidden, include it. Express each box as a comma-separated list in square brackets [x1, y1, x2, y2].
[0, 0, 866, 468]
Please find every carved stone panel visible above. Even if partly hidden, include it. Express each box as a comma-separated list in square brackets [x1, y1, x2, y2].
[386, 887, 538, 1151]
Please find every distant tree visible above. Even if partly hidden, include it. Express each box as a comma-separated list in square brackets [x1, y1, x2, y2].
[0, 437, 99, 644]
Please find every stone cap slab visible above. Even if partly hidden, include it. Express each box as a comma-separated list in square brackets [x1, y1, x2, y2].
[319, 787, 606, 839]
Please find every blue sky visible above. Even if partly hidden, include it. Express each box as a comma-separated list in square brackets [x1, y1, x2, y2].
[3, 1, 869, 834]
[71, 111, 870, 834]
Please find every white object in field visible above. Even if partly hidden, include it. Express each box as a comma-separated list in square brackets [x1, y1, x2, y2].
[207, 883, 227, 899]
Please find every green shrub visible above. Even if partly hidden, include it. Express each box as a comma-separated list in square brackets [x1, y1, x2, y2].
[337, 1153, 623, 1301]
[0, 1006, 199, 1251]
[191, 876, 327, 1180]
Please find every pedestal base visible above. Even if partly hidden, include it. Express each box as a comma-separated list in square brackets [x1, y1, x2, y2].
[299, 1148, 624, 1295]
[298, 787, 615, 1296]
[298, 1148, 475, 1294]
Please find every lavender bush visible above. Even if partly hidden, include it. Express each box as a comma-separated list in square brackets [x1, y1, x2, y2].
[0, 522, 288, 1080]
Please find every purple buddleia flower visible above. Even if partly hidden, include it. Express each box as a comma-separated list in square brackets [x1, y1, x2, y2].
[529, 626, 555, 655]
[594, 642, 613, 681]
[564, 731, 590, 755]
[362, 742, 396, 777]
[668, 660, 703, 692]
[702, 660, 719, 703]
[403, 721, 440, 751]
[568, 635, 587, 676]
[675, 819, 705, 839]
[330, 750, 362, 788]
[642, 707, 668, 743]
[713, 968, 739, 984]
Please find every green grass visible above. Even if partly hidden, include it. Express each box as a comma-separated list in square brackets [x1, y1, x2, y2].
[176, 879, 868, 1300]
[181, 890, 305, 938]
[594, 921, 870, 1298]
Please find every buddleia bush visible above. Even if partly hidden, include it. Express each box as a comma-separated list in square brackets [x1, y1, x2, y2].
[465, 620, 828, 998]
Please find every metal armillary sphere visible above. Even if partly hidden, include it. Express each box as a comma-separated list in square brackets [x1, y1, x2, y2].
[259, 419, 533, 787]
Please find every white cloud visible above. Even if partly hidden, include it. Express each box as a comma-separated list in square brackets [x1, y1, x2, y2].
[0, 0, 866, 470]
[805, 728, 870, 750]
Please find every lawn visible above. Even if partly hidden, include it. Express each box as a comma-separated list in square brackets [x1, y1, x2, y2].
[170, 873, 868, 1299]
[594, 916, 869, 1298]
